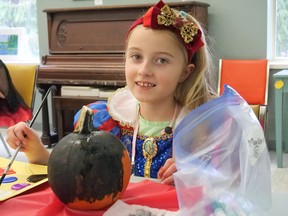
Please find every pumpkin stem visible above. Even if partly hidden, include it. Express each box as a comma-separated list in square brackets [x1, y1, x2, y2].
[74, 106, 95, 134]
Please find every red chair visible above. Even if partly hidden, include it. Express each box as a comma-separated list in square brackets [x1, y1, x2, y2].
[218, 59, 269, 130]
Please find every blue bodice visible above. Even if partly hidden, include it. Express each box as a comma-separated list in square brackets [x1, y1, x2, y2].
[120, 127, 173, 178]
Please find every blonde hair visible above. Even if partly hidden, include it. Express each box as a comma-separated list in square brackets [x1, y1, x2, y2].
[173, 11, 217, 111]
[125, 8, 217, 111]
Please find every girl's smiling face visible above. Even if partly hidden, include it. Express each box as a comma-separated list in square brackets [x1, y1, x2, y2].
[125, 25, 193, 105]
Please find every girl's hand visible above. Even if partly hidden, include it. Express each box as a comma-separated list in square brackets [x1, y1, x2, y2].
[6, 122, 40, 151]
[6, 122, 50, 165]
[157, 158, 177, 185]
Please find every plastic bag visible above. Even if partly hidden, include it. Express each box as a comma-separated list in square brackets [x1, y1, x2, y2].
[173, 85, 271, 216]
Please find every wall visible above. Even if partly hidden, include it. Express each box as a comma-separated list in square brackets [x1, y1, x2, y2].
[35, 0, 277, 146]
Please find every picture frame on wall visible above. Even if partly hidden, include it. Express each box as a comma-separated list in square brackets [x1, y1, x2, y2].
[0, 28, 25, 62]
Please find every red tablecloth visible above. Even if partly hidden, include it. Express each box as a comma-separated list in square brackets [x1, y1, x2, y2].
[0, 180, 179, 216]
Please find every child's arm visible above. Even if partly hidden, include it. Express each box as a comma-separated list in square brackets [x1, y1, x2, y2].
[6, 122, 50, 165]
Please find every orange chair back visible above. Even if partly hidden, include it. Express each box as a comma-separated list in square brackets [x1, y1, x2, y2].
[218, 59, 269, 105]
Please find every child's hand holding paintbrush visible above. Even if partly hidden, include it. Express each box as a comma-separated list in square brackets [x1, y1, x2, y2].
[0, 86, 55, 186]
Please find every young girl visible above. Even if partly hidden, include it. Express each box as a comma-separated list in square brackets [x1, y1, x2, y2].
[5, 0, 216, 185]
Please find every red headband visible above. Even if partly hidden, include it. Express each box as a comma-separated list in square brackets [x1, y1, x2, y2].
[127, 0, 204, 62]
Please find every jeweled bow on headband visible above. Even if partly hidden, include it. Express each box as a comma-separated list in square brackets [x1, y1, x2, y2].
[127, 0, 204, 62]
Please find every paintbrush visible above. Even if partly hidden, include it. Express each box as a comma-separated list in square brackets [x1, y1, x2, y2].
[0, 86, 55, 186]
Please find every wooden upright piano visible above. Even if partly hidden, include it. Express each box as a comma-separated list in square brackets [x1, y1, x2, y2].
[37, 1, 209, 146]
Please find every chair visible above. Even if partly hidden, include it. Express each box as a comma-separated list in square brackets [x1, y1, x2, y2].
[218, 59, 269, 131]
[0, 63, 37, 157]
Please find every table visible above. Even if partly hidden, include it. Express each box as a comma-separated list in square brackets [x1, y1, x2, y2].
[0, 177, 179, 216]
[0, 175, 286, 215]
[274, 70, 288, 168]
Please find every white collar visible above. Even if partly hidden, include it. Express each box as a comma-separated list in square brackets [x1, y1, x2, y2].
[107, 87, 138, 127]
[107, 86, 190, 128]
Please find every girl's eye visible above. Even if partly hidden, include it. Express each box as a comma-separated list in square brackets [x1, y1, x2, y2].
[156, 58, 168, 64]
[131, 54, 142, 61]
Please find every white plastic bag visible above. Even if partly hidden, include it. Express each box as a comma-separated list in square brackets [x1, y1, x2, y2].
[173, 85, 271, 216]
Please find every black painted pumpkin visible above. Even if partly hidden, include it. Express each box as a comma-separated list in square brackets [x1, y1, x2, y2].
[48, 106, 131, 210]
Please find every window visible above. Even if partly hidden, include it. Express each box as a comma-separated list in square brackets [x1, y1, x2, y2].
[0, 0, 39, 63]
[275, 0, 288, 59]
[270, 0, 288, 68]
